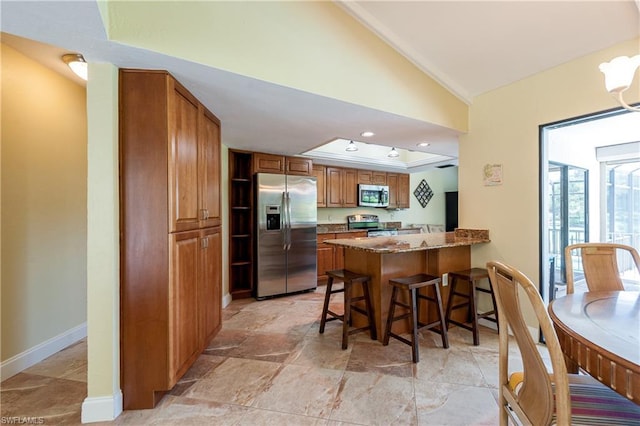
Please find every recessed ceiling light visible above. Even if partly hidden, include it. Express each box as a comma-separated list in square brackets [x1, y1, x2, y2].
[360, 131, 375, 137]
[417, 142, 430, 147]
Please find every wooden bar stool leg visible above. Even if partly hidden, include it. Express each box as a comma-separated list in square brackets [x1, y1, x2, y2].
[383, 286, 398, 346]
[469, 280, 480, 346]
[433, 283, 449, 349]
[361, 280, 377, 340]
[445, 276, 457, 330]
[319, 276, 333, 334]
[409, 288, 419, 363]
[342, 281, 351, 350]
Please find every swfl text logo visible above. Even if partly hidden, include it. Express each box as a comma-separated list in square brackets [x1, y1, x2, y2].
[1, 418, 45, 424]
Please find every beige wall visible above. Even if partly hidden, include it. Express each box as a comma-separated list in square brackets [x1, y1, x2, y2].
[459, 38, 639, 329]
[85, 62, 120, 408]
[105, 1, 467, 133]
[1, 44, 87, 361]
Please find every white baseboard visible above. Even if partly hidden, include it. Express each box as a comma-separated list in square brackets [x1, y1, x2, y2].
[81, 390, 123, 423]
[222, 293, 233, 308]
[0, 322, 87, 381]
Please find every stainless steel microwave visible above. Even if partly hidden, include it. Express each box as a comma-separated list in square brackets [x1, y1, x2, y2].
[358, 184, 389, 207]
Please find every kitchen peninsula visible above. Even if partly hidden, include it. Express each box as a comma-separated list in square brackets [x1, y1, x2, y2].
[324, 229, 490, 341]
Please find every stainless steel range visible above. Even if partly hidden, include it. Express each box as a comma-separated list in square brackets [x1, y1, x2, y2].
[347, 214, 398, 237]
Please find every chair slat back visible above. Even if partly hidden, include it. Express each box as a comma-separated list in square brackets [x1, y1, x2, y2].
[488, 261, 571, 426]
[565, 243, 639, 293]
[581, 246, 625, 292]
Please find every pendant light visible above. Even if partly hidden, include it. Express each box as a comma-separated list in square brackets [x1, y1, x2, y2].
[345, 140, 358, 152]
[387, 147, 399, 158]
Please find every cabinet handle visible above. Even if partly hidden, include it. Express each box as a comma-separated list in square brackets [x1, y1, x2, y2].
[201, 237, 208, 249]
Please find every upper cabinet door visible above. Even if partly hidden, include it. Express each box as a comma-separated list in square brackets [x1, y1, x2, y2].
[387, 173, 399, 208]
[253, 153, 285, 174]
[343, 168, 358, 207]
[312, 165, 326, 207]
[286, 157, 313, 176]
[326, 167, 344, 207]
[199, 108, 221, 228]
[169, 83, 200, 232]
[398, 173, 410, 208]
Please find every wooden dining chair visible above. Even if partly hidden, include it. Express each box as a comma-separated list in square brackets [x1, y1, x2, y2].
[487, 261, 640, 426]
[565, 242, 640, 294]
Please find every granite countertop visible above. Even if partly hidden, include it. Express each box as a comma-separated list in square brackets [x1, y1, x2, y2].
[324, 229, 490, 254]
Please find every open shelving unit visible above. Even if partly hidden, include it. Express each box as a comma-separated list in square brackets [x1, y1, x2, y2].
[228, 150, 254, 299]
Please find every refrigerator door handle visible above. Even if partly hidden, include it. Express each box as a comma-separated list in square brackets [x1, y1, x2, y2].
[285, 191, 292, 250]
[281, 192, 287, 250]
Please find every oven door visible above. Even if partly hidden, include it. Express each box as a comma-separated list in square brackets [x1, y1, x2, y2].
[358, 184, 390, 207]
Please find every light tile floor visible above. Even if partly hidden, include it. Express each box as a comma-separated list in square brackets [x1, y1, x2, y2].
[1, 285, 548, 425]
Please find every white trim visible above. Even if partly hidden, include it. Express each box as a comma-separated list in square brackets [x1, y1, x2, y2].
[223, 293, 233, 309]
[0, 322, 87, 381]
[81, 391, 123, 424]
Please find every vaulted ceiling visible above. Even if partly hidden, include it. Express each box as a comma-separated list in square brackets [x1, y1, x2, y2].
[3, 1, 639, 171]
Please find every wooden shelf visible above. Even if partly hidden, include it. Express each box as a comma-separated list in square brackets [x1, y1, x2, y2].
[229, 150, 254, 299]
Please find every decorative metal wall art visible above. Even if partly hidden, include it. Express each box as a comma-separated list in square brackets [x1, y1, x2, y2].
[414, 179, 433, 208]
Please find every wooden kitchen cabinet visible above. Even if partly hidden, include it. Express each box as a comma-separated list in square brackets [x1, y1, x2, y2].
[387, 172, 410, 209]
[358, 170, 387, 185]
[169, 230, 200, 384]
[199, 227, 222, 346]
[120, 69, 222, 409]
[286, 157, 313, 176]
[253, 152, 285, 173]
[252, 152, 312, 176]
[398, 173, 410, 208]
[312, 165, 326, 207]
[317, 234, 336, 283]
[326, 167, 357, 207]
[317, 231, 367, 283]
[167, 82, 200, 232]
[199, 109, 222, 228]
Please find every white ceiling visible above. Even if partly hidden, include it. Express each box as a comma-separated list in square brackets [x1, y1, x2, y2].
[2, 1, 639, 172]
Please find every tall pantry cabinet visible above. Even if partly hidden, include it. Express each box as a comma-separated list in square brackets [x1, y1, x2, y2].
[119, 69, 222, 409]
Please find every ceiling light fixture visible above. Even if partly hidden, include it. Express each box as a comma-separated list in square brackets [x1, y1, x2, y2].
[387, 147, 399, 158]
[62, 53, 88, 81]
[345, 140, 358, 152]
[361, 131, 375, 137]
[417, 142, 430, 147]
[599, 55, 640, 112]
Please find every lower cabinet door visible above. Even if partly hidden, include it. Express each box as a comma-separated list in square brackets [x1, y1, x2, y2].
[199, 227, 222, 347]
[169, 230, 200, 385]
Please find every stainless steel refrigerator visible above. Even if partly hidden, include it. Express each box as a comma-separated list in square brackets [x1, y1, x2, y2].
[256, 173, 317, 298]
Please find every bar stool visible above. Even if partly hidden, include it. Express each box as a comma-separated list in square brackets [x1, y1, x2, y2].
[445, 267, 499, 346]
[319, 269, 377, 349]
[383, 273, 449, 363]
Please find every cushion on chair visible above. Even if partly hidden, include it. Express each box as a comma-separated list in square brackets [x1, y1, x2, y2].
[552, 375, 640, 425]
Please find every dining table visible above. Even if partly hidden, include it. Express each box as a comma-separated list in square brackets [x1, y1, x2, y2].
[548, 290, 640, 404]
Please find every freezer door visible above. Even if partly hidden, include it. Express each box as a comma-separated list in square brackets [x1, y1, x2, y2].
[286, 175, 317, 294]
[256, 173, 287, 298]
